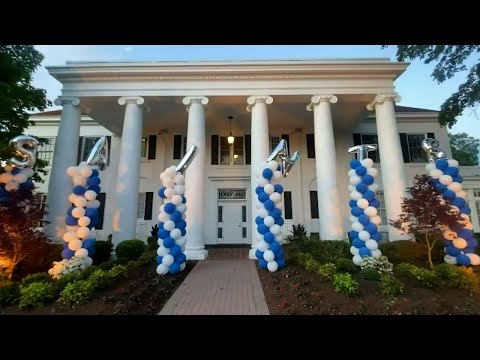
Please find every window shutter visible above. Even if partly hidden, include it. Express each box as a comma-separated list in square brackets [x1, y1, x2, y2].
[281, 134, 290, 148]
[144, 192, 153, 220]
[309, 191, 319, 219]
[106, 136, 112, 166]
[245, 134, 251, 165]
[399, 133, 410, 163]
[77, 136, 84, 165]
[173, 135, 182, 159]
[211, 135, 219, 165]
[148, 135, 157, 160]
[96, 193, 106, 230]
[284, 191, 293, 220]
[306, 134, 315, 158]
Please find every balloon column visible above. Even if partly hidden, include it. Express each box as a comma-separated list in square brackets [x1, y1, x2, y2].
[0, 135, 39, 203]
[156, 145, 198, 276]
[254, 139, 301, 272]
[422, 138, 480, 266]
[347, 145, 384, 266]
[49, 136, 110, 278]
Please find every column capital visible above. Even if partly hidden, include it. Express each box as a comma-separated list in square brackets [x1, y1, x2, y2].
[366, 93, 401, 111]
[118, 96, 145, 106]
[246, 95, 273, 112]
[54, 97, 80, 107]
[306, 95, 337, 112]
[182, 96, 209, 108]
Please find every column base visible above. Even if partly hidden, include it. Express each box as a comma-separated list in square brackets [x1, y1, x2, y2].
[185, 248, 209, 260]
[249, 248, 258, 260]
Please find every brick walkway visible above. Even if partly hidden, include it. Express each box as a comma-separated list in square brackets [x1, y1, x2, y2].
[159, 248, 269, 315]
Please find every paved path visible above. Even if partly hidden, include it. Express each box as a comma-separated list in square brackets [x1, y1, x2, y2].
[159, 251, 270, 315]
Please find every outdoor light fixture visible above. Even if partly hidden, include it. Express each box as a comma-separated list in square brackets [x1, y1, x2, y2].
[227, 115, 234, 144]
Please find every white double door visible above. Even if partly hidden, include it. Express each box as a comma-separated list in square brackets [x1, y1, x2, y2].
[217, 199, 249, 244]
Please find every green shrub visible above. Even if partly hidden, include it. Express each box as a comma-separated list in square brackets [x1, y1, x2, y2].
[107, 265, 128, 281]
[453, 267, 479, 293]
[60, 280, 95, 306]
[299, 240, 350, 264]
[379, 240, 444, 267]
[360, 256, 393, 274]
[380, 274, 404, 297]
[87, 269, 112, 290]
[0, 281, 20, 307]
[137, 250, 156, 265]
[20, 272, 52, 287]
[147, 236, 159, 251]
[115, 240, 146, 261]
[126, 260, 142, 271]
[19, 282, 55, 309]
[361, 268, 381, 281]
[336, 258, 355, 273]
[99, 258, 128, 271]
[115, 257, 130, 266]
[333, 273, 359, 297]
[92, 240, 113, 265]
[54, 272, 80, 293]
[77, 266, 100, 280]
[394, 263, 438, 288]
[316, 263, 337, 282]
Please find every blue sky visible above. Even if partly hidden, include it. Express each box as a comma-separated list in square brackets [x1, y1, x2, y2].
[33, 45, 479, 140]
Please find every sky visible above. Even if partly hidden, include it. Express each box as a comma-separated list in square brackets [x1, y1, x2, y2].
[32, 45, 479, 140]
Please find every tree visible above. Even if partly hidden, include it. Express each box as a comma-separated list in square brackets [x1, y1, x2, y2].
[449, 132, 480, 166]
[383, 45, 480, 128]
[0, 45, 52, 182]
[390, 174, 462, 269]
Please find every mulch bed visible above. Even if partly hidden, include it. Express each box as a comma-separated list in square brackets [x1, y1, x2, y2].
[0, 261, 197, 315]
[257, 264, 480, 315]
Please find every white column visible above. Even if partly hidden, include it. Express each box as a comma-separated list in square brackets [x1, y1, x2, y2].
[367, 93, 410, 241]
[112, 96, 145, 245]
[247, 95, 273, 259]
[307, 95, 344, 240]
[183, 96, 209, 260]
[45, 97, 82, 241]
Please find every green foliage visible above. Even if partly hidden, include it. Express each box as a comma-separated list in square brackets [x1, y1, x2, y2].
[361, 268, 381, 281]
[384, 45, 480, 128]
[285, 223, 308, 248]
[18, 281, 54, 309]
[0, 45, 52, 181]
[59, 279, 95, 306]
[380, 274, 404, 298]
[435, 266, 480, 293]
[151, 224, 159, 238]
[332, 273, 359, 297]
[107, 265, 128, 281]
[137, 250, 156, 266]
[379, 240, 444, 267]
[77, 265, 100, 280]
[394, 263, 438, 288]
[0, 281, 20, 306]
[449, 132, 480, 166]
[87, 269, 111, 290]
[147, 236, 159, 251]
[54, 272, 80, 293]
[294, 239, 350, 264]
[115, 240, 147, 261]
[92, 240, 113, 265]
[20, 272, 52, 287]
[360, 256, 394, 274]
[316, 263, 337, 282]
[335, 258, 355, 273]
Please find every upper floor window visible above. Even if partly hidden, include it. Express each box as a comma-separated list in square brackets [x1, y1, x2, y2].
[37, 137, 56, 164]
[79, 136, 102, 163]
[219, 136, 245, 165]
[353, 134, 380, 163]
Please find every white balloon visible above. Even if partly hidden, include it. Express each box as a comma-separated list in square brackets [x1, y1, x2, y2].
[350, 191, 362, 201]
[75, 248, 88, 258]
[270, 224, 281, 235]
[273, 170, 283, 180]
[466, 253, 480, 266]
[163, 178, 174, 188]
[353, 255, 363, 266]
[165, 166, 177, 178]
[358, 230, 371, 241]
[157, 245, 170, 256]
[66, 166, 79, 177]
[20, 168, 34, 178]
[79, 166, 93, 178]
[164, 220, 176, 232]
[162, 254, 174, 266]
[86, 200, 100, 208]
[267, 261, 279, 272]
[68, 193, 78, 204]
[170, 228, 181, 240]
[176, 203, 187, 213]
[447, 159, 459, 168]
[66, 225, 79, 233]
[457, 190, 468, 199]
[364, 206, 378, 217]
[348, 169, 356, 177]
[264, 184, 275, 195]
[68, 239, 82, 251]
[14, 173, 28, 184]
[443, 230, 457, 241]
[453, 238, 467, 249]
[371, 215, 382, 225]
[465, 222, 474, 231]
[365, 239, 378, 250]
[439, 175, 453, 185]
[180, 263, 186, 271]
[256, 240, 269, 252]
[361, 158, 374, 168]
[270, 192, 282, 203]
[174, 184, 185, 195]
[275, 201, 283, 210]
[84, 257, 93, 266]
[368, 183, 379, 192]
[74, 197, 87, 208]
[352, 222, 364, 232]
[349, 175, 361, 185]
[263, 250, 275, 262]
[264, 216, 275, 227]
[158, 212, 170, 222]
[429, 169, 443, 179]
[447, 182, 462, 193]
[72, 207, 85, 218]
[77, 226, 90, 239]
[357, 199, 369, 209]
[63, 231, 77, 243]
[258, 208, 269, 218]
[444, 255, 457, 265]
[78, 216, 91, 227]
[367, 167, 378, 177]
[371, 249, 382, 258]
[257, 177, 269, 186]
[176, 236, 187, 247]
[174, 173, 185, 185]
[0, 172, 14, 184]
[171, 195, 183, 205]
[5, 181, 19, 191]
[425, 163, 437, 172]
[349, 215, 358, 223]
[350, 246, 359, 256]
[156, 264, 169, 275]
[267, 160, 279, 171]
[164, 188, 175, 198]
[348, 184, 355, 192]
[84, 190, 97, 201]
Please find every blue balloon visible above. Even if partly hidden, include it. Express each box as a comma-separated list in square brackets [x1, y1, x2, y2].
[176, 219, 187, 230]
[259, 259, 268, 268]
[446, 245, 461, 256]
[73, 185, 86, 195]
[82, 239, 96, 249]
[457, 254, 471, 266]
[264, 232, 275, 243]
[163, 237, 175, 248]
[65, 215, 78, 226]
[350, 159, 361, 169]
[470, 238, 479, 248]
[453, 175, 463, 183]
[274, 184, 283, 194]
[351, 207, 363, 217]
[170, 211, 182, 223]
[457, 229, 472, 240]
[349, 230, 359, 240]
[255, 186, 264, 195]
[258, 192, 269, 203]
[445, 167, 459, 177]
[85, 208, 98, 218]
[182, 196, 187, 204]
[355, 166, 367, 176]
[349, 200, 357, 208]
[255, 250, 264, 259]
[371, 232, 382, 241]
[90, 216, 100, 228]
[275, 217, 284, 226]
[262, 168, 273, 180]
[277, 258, 286, 269]
[352, 238, 364, 248]
[255, 216, 264, 225]
[460, 207, 471, 215]
[157, 256, 163, 264]
[435, 159, 449, 171]
[269, 242, 281, 254]
[356, 183, 368, 193]
[181, 228, 186, 236]
[158, 187, 166, 198]
[369, 199, 380, 208]
[257, 224, 269, 235]
[358, 214, 370, 225]
[164, 203, 176, 214]
[275, 248, 284, 259]
[170, 245, 182, 257]
[364, 223, 378, 234]
[176, 253, 187, 264]
[62, 241, 69, 249]
[87, 176, 101, 186]
[67, 207, 74, 216]
[442, 190, 456, 200]
[91, 169, 99, 177]
[170, 262, 181, 275]
[61, 248, 75, 259]
[264, 200, 275, 211]
[435, 183, 448, 192]
[88, 185, 101, 194]
[270, 208, 281, 219]
[88, 248, 96, 257]
[363, 190, 375, 201]
[359, 247, 372, 257]
[158, 228, 170, 239]
[361, 175, 375, 185]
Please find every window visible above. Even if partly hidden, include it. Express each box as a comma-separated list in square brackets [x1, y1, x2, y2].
[309, 191, 319, 219]
[137, 193, 146, 219]
[141, 137, 148, 158]
[79, 136, 102, 163]
[284, 191, 293, 220]
[376, 191, 387, 224]
[270, 136, 281, 152]
[219, 136, 244, 165]
[306, 134, 315, 158]
[399, 133, 435, 163]
[173, 135, 187, 159]
[35, 193, 47, 227]
[136, 192, 153, 220]
[473, 189, 480, 198]
[353, 134, 380, 163]
[37, 137, 56, 164]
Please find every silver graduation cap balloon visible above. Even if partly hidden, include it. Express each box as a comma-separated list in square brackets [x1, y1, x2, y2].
[422, 138, 447, 162]
[86, 136, 109, 170]
[267, 139, 301, 177]
[348, 144, 377, 162]
[176, 145, 198, 174]
[8, 135, 40, 168]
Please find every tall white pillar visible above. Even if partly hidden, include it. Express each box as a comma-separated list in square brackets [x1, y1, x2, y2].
[45, 97, 82, 241]
[112, 96, 145, 245]
[367, 93, 410, 241]
[307, 95, 344, 240]
[183, 96, 209, 260]
[247, 95, 273, 259]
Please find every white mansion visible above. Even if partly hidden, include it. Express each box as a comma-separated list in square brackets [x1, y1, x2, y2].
[28, 58, 480, 260]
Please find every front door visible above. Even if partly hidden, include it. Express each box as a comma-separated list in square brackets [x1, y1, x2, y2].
[217, 199, 248, 244]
